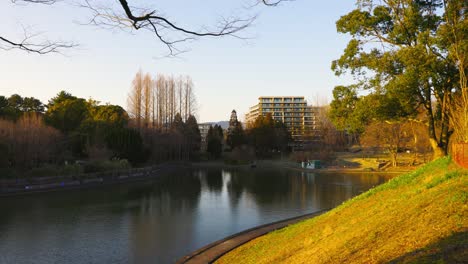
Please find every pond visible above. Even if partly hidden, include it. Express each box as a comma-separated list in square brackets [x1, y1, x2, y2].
[0, 167, 392, 264]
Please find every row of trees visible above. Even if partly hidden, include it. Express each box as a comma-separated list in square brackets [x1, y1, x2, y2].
[127, 70, 197, 130]
[0, 95, 44, 121]
[126, 70, 202, 162]
[0, 85, 203, 174]
[205, 111, 292, 160]
[0, 113, 62, 169]
[0, 92, 147, 169]
[329, 0, 467, 163]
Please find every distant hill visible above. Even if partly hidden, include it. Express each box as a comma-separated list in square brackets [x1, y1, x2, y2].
[200, 121, 229, 129]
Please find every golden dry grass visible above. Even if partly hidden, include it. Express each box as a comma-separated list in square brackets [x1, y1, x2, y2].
[217, 157, 468, 264]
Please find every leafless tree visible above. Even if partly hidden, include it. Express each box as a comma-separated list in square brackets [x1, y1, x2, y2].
[0, 113, 63, 168]
[183, 76, 197, 121]
[361, 120, 414, 167]
[127, 70, 143, 128]
[142, 73, 152, 128]
[3, 0, 290, 55]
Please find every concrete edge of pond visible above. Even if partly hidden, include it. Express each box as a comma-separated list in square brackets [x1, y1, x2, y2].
[0, 164, 184, 197]
[176, 209, 329, 264]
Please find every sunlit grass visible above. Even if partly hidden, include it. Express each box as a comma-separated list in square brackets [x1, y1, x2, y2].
[217, 157, 468, 264]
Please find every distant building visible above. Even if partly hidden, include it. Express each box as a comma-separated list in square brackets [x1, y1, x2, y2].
[198, 123, 212, 151]
[245, 96, 320, 144]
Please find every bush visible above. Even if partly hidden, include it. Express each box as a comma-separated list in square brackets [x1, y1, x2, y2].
[83, 159, 131, 173]
[25, 165, 60, 178]
[224, 145, 255, 164]
[0, 168, 18, 179]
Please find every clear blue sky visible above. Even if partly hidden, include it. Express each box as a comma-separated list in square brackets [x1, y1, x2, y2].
[0, 0, 356, 122]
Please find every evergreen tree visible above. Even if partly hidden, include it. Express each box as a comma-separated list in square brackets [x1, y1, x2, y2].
[185, 115, 201, 159]
[207, 125, 223, 159]
[226, 110, 245, 149]
[247, 113, 291, 157]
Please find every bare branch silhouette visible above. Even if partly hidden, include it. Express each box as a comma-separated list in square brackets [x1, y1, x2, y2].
[4, 0, 289, 55]
[0, 25, 77, 54]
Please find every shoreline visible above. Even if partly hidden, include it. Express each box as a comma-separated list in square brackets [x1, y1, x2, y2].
[176, 209, 329, 264]
[1, 159, 411, 197]
[0, 163, 181, 197]
[191, 160, 414, 174]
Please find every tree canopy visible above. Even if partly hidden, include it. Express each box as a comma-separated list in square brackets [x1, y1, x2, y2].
[0, 94, 44, 121]
[207, 125, 224, 159]
[332, 0, 467, 157]
[247, 113, 291, 157]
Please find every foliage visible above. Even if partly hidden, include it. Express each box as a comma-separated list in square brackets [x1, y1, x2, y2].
[185, 115, 202, 158]
[246, 113, 291, 157]
[207, 125, 224, 159]
[92, 104, 129, 127]
[44, 96, 89, 134]
[225, 145, 256, 164]
[226, 110, 245, 150]
[226, 122, 245, 150]
[332, 0, 467, 157]
[439, 0, 468, 143]
[83, 159, 131, 173]
[361, 120, 407, 167]
[0, 90, 151, 176]
[0, 94, 44, 121]
[104, 126, 147, 164]
[329, 85, 360, 133]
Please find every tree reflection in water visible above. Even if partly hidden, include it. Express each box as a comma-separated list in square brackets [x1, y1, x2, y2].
[0, 168, 392, 264]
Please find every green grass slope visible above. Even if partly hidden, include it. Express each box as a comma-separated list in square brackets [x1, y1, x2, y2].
[217, 157, 467, 264]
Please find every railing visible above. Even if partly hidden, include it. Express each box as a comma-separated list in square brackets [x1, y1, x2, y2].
[453, 143, 468, 168]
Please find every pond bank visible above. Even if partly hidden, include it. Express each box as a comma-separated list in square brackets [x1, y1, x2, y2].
[216, 157, 468, 263]
[0, 163, 182, 197]
[176, 210, 329, 264]
[191, 160, 411, 175]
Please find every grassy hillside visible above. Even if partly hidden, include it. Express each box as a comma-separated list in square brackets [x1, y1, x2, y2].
[217, 157, 467, 264]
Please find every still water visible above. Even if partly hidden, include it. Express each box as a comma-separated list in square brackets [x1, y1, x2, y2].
[0, 168, 391, 264]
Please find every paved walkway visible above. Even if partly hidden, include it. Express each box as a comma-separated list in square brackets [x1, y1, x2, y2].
[176, 210, 328, 264]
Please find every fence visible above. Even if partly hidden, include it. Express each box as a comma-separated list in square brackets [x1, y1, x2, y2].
[453, 143, 468, 169]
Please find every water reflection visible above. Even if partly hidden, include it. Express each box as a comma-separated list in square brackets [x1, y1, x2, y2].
[0, 168, 392, 264]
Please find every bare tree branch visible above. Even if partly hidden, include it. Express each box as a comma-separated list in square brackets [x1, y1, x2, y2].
[0, 36, 76, 54]
[261, 0, 292, 6]
[79, 0, 259, 56]
[6, 0, 289, 56]
[10, 0, 58, 4]
[0, 25, 77, 54]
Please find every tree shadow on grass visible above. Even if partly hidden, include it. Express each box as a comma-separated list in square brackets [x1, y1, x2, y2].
[389, 231, 468, 264]
[335, 159, 362, 168]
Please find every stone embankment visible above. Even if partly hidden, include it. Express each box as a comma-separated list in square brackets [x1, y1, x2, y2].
[0, 163, 179, 196]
